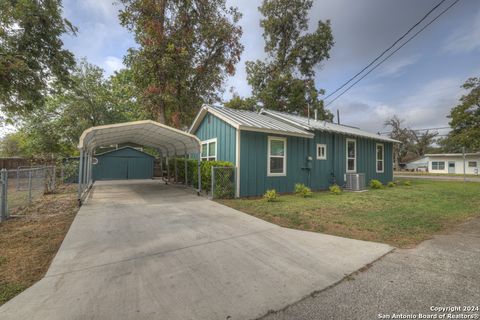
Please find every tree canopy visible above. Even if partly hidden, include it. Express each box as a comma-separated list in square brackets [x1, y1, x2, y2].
[8, 60, 143, 157]
[0, 0, 76, 118]
[439, 77, 480, 153]
[242, 0, 334, 119]
[119, 0, 243, 128]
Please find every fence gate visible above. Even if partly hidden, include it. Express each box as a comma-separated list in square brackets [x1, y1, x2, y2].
[211, 166, 236, 199]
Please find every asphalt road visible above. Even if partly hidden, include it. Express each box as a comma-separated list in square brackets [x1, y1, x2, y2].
[261, 218, 480, 320]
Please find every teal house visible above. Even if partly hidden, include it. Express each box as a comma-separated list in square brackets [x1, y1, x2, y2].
[189, 105, 398, 197]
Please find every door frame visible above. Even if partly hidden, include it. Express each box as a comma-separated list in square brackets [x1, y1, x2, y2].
[448, 161, 456, 174]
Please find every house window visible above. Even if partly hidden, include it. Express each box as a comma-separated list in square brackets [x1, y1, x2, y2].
[431, 161, 445, 170]
[268, 136, 286, 176]
[376, 144, 384, 173]
[201, 138, 217, 161]
[317, 144, 327, 160]
[346, 139, 356, 172]
[468, 161, 477, 168]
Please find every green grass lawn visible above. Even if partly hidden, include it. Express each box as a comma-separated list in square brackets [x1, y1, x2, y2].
[219, 180, 480, 248]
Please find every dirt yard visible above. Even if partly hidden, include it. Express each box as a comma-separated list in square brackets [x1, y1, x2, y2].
[0, 184, 78, 305]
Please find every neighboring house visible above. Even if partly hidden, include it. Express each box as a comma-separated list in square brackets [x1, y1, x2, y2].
[404, 158, 429, 171]
[189, 105, 398, 197]
[406, 153, 480, 175]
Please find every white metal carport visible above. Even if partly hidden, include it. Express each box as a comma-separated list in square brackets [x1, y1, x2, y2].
[77, 120, 202, 204]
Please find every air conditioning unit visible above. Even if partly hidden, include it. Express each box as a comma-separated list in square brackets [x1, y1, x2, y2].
[345, 173, 366, 191]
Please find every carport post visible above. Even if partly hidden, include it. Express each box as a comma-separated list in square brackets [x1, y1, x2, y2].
[158, 151, 163, 179]
[83, 152, 88, 190]
[197, 158, 201, 194]
[184, 153, 188, 186]
[85, 153, 90, 187]
[166, 156, 170, 184]
[87, 152, 92, 186]
[78, 149, 84, 201]
[174, 158, 178, 183]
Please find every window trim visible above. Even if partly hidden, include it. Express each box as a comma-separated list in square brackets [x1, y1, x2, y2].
[346, 138, 357, 173]
[468, 161, 477, 168]
[267, 136, 287, 177]
[316, 144, 327, 160]
[201, 138, 217, 161]
[376, 143, 384, 173]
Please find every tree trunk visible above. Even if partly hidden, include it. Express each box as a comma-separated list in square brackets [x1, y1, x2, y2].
[157, 102, 166, 124]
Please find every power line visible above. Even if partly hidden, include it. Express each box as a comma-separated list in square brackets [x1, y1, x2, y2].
[323, 0, 448, 101]
[325, 0, 461, 107]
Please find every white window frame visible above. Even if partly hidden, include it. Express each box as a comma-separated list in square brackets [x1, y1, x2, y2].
[376, 143, 384, 173]
[316, 144, 327, 160]
[468, 161, 477, 168]
[267, 136, 287, 177]
[431, 161, 445, 170]
[201, 138, 217, 161]
[346, 138, 357, 173]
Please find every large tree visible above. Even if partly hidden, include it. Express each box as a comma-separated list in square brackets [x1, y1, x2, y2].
[439, 77, 480, 152]
[0, 0, 76, 118]
[119, 0, 243, 127]
[244, 0, 334, 119]
[19, 60, 138, 156]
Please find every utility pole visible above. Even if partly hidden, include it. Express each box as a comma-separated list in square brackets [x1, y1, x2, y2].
[462, 146, 466, 182]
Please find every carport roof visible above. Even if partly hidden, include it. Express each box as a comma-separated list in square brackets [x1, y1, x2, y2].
[78, 120, 201, 156]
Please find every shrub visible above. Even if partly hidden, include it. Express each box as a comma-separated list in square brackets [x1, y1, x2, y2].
[263, 189, 278, 202]
[387, 181, 395, 187]
[166, 158, 234, 193]
[403, 180, 412, 186]
[369, 179, 383, 189]
[329, 184, 342, 195]
[294, 183, 313, 197]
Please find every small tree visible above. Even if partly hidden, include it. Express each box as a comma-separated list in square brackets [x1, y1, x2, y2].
[439, 77, 480, 152]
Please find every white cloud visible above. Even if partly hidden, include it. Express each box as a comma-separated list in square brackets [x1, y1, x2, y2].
[443, 9, 480, 54]
[333, 77, 466, 133]
[80, 0, 121, 21]
[104, 56, 124, 74]
[376, 54, 422, 77]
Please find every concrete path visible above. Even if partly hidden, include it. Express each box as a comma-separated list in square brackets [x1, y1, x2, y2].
[395, 174, 480, 182]
[262, 218, 480, 320]
[0, 180, 391, 320]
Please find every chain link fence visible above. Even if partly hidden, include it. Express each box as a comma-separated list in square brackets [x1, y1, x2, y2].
[211, 166, 236, 199]
[1, 166, 57, 221]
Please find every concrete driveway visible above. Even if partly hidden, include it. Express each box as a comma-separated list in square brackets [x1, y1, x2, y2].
[0, 180, 391, 320]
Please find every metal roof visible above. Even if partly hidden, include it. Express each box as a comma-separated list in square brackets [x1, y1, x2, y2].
[189, 105, 314, 138]
[78, 120, 201, 155]
[261, 109, 400, 143]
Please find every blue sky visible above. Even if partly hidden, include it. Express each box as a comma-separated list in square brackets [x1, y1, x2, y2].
[59, 0, 480, 135]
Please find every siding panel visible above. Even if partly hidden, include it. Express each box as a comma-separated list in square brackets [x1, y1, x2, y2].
[193, 113, 237, 164]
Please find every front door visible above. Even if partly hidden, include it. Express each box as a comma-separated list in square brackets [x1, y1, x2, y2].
[448, 161, 455, 174]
